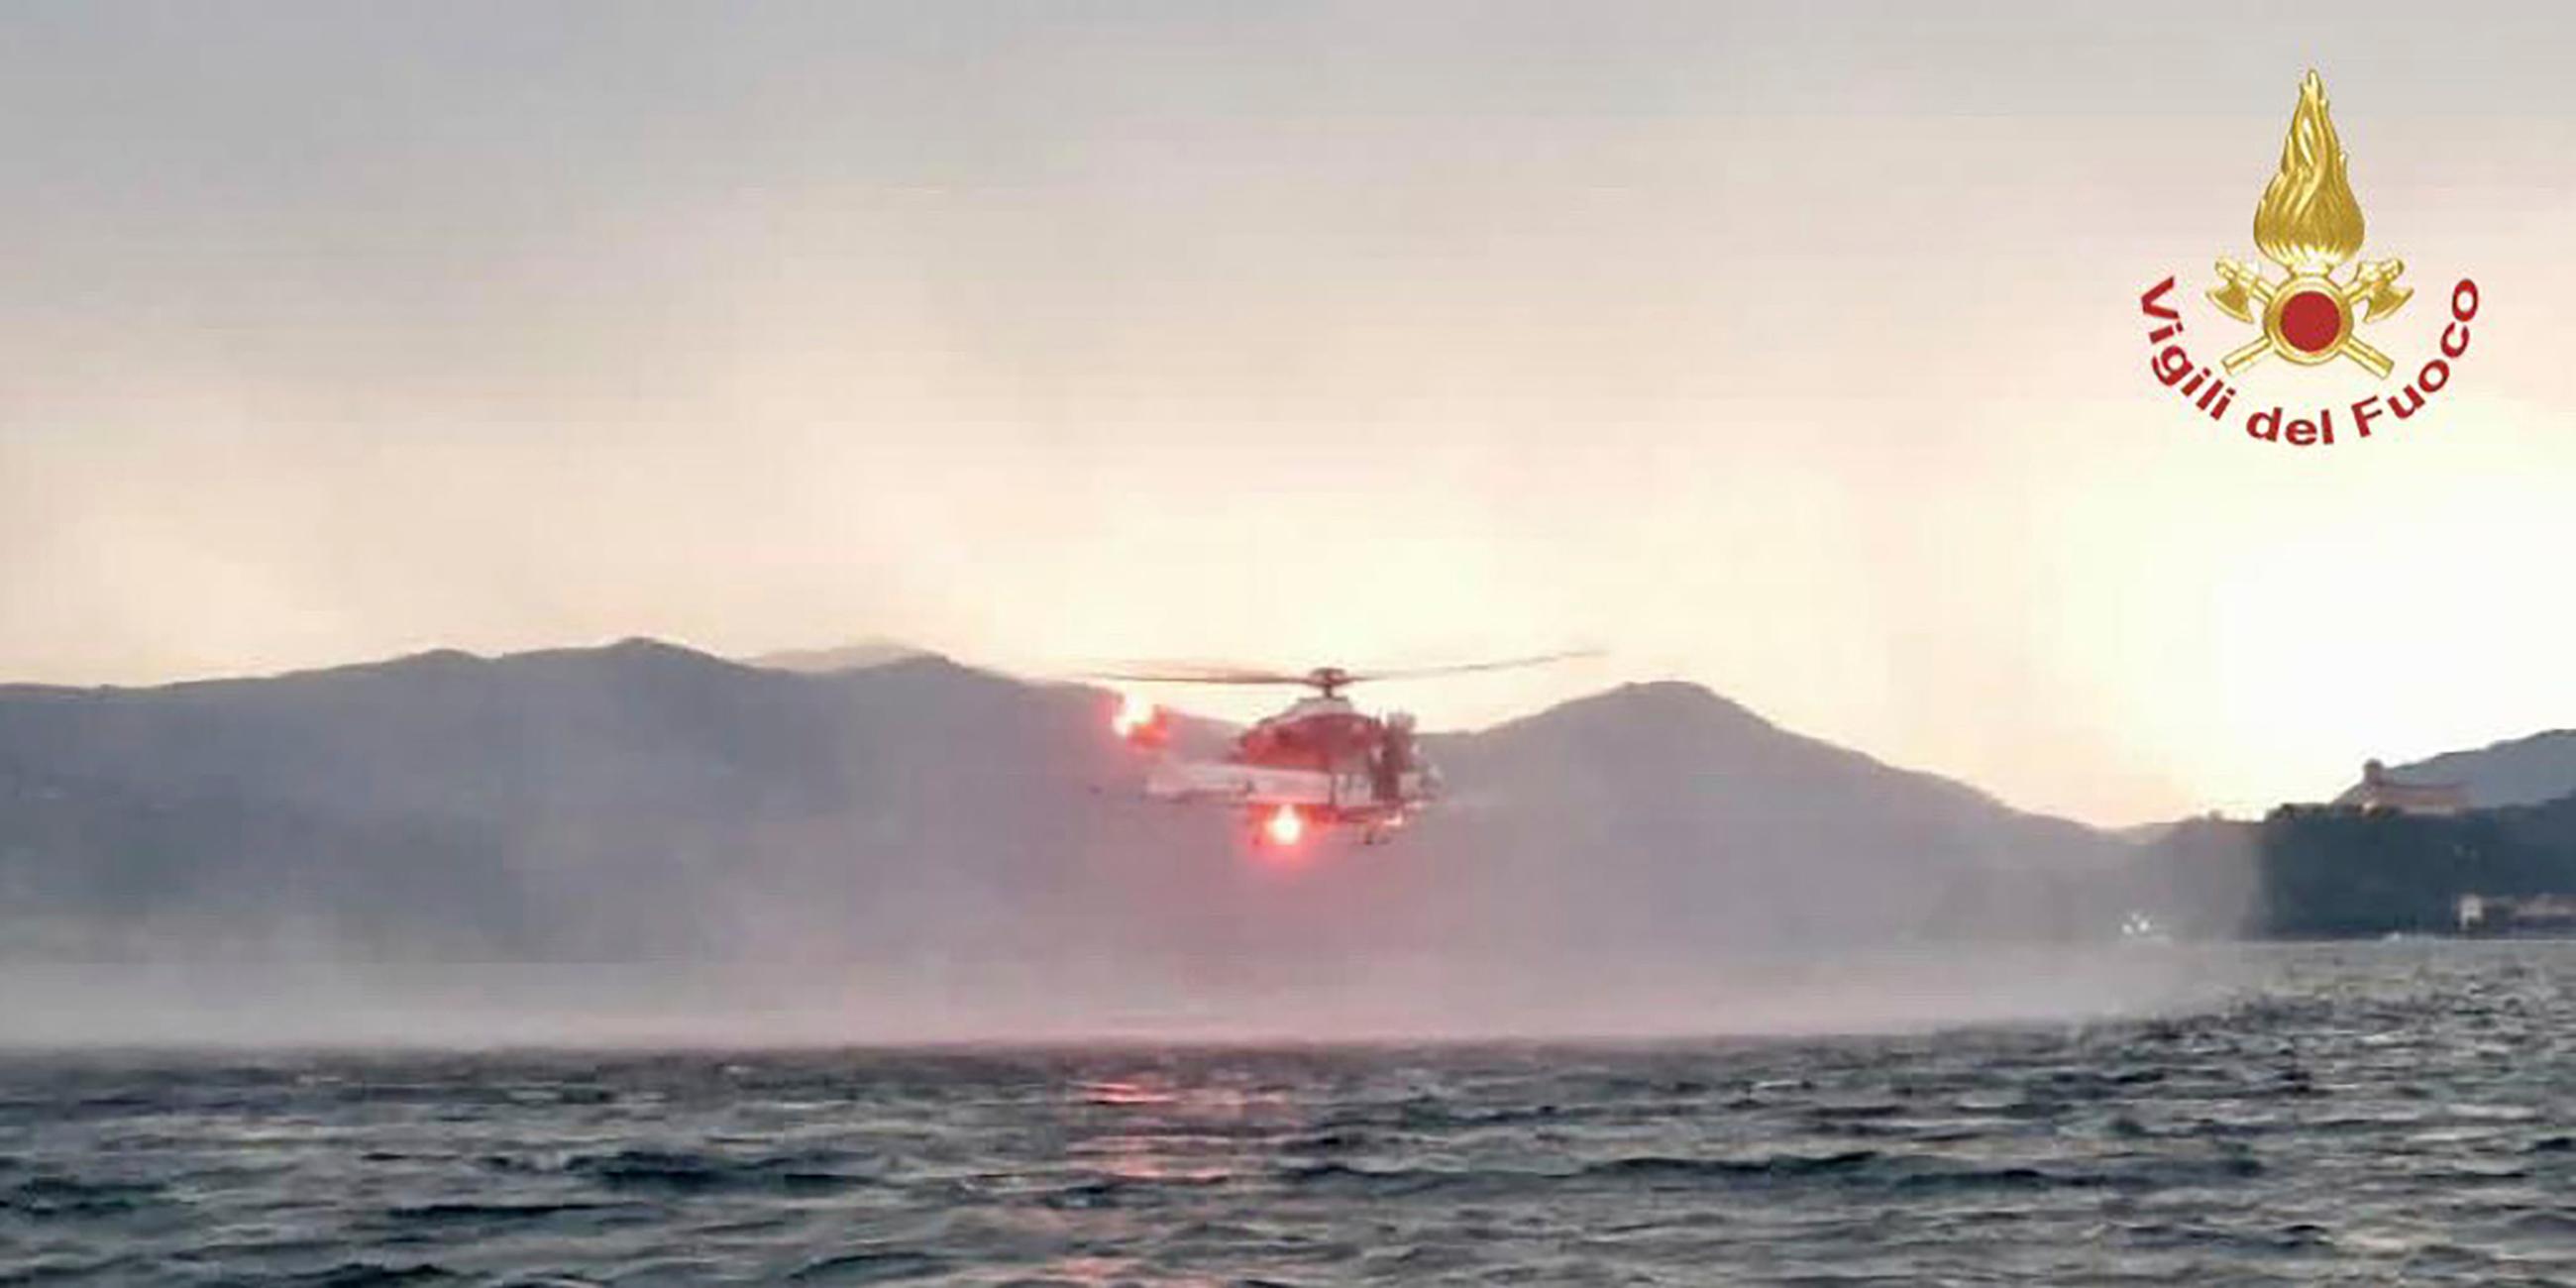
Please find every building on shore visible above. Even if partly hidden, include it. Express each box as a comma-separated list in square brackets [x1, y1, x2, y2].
[2337, 759, 2470, 815]
[2459, 892, 2576, 936]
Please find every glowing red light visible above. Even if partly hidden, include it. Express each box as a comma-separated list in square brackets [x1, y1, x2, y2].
[1264, 804, 1305, 847]
[1111, 692, 1154, 739]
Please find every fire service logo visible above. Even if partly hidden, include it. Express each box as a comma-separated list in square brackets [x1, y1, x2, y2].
[2140, 71, 2479, 447]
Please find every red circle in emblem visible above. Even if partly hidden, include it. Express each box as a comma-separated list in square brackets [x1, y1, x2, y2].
[2278, 290, 2343, 353]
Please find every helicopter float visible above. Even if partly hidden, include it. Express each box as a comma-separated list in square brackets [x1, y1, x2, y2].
[1088, 653, 1593, 849]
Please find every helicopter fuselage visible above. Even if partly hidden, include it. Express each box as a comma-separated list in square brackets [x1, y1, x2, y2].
[1115, 692, 1438, 843]
[1091, 653, 1585, 848]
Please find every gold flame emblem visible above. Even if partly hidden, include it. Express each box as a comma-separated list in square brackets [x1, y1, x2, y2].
[2207, 71, 2411, 377]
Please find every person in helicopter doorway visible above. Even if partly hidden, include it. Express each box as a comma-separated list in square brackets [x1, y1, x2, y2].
[1371, 711, 1417, 805]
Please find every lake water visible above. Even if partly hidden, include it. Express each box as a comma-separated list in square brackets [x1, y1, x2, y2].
[6, 941, 2576, 1284]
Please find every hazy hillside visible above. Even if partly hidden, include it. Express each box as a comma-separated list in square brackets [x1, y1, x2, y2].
[0, 642, 2225, 974]
[2334, 731, 2576, 810]
[1417, 683, 2150, 951]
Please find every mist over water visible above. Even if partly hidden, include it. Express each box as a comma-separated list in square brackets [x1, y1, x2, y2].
[0, 944, 2242, 1049]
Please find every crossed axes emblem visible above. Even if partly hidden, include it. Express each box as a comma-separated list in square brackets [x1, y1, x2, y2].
[2207, 257, 2413, 377]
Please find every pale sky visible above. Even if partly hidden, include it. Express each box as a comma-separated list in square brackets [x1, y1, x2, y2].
[6, 2, 2575, 826]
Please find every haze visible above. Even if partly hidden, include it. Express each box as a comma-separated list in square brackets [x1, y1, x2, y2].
[0, 951, 2236, 1047]
[6, 1, 2574, 827]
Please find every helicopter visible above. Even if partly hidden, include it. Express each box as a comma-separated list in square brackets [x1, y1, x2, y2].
[1087, 653, 1594, 848]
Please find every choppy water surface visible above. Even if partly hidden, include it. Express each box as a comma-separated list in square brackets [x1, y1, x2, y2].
[9, 943, 2576, 1285]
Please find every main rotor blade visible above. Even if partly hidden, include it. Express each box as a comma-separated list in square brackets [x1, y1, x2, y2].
[1344, 649, 1604, 684]
[1076, 649, 1601, 689]
[1078, 664, 1315, 686]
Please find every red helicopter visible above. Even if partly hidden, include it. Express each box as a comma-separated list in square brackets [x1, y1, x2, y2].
[1090, 653, 1593, 848]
